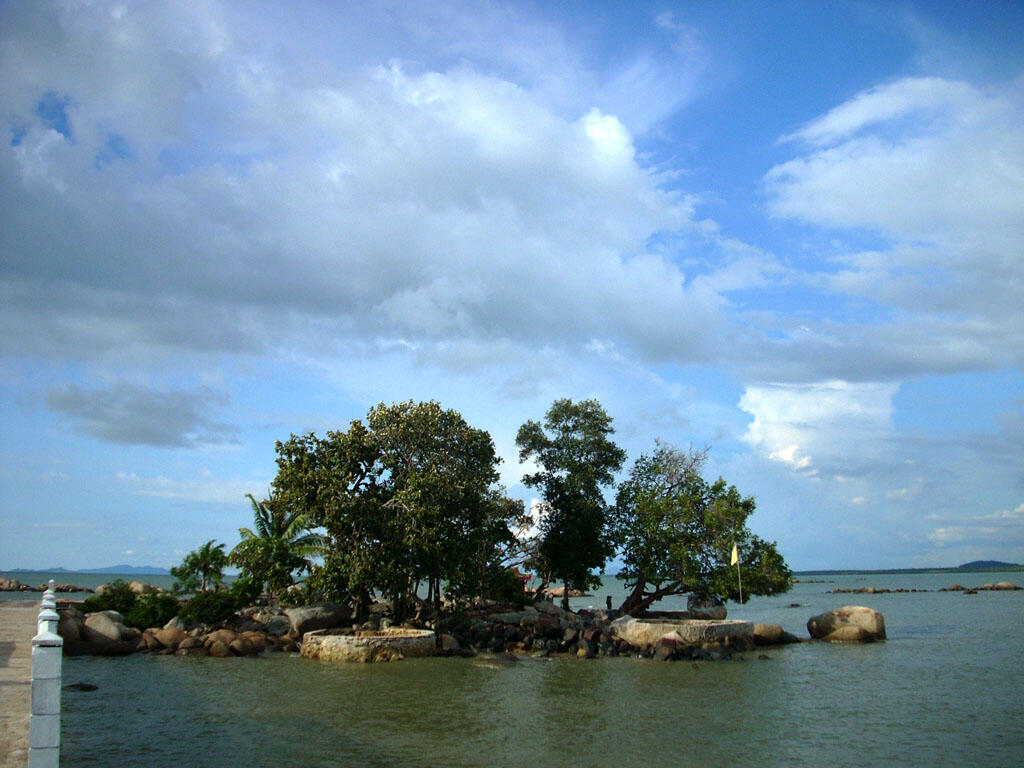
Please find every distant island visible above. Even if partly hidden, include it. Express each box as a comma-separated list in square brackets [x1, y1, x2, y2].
[8, 564, 169, 575]
[796, 561, 1022, 576]
[958, 560, 1020, 569]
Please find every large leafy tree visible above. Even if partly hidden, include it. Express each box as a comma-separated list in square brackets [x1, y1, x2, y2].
[516, 398, 626, 608]
[228, 492, 328, 599]
[612, 442, 791, 616]
[170, 540, 228, 593]
[270, 401, 525, 620]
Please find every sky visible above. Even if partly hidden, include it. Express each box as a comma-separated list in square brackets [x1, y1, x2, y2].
[1, 0, 1022, 572]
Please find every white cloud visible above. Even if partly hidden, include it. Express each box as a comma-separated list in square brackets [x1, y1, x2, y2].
[115, 469, 266, 505]
[927, 503, 1024, 546]
[739, 380, 899, 476]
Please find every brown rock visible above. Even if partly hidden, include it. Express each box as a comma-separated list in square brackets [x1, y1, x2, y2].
[229, 637, 256, 656]
[154, 627, 187, 650]
[208, 640, 232, 657]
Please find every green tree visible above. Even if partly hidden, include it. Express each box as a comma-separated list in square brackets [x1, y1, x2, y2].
[270, 401, 525, 620]
[170, 540, 227, 593]
[516, 398, 626, 609]
[229, 492, 327, 600]
[612, 442, 791, 616]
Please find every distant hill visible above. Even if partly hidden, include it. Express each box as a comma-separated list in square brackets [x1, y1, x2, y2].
[12, 564, 169, 575]
[959, 560, 1020, 570]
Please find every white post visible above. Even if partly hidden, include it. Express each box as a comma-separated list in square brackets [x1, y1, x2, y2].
[30, 583, 63, 768]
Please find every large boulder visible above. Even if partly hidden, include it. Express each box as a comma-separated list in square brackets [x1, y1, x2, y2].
[610, 616, 753, 651]
[57, 608, 84, 645]
[82, 611, 126, 645]
[807, 606, 886, 643]
[284, 602, 352, 640]
[687, 594, 727, 620]
[154, 627, 188, 650]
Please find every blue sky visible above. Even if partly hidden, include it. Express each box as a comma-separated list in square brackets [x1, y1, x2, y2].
[1, 0, 1022, 571]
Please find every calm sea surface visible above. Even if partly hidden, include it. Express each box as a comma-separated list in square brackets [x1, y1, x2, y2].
[6, 571, 1024, 767]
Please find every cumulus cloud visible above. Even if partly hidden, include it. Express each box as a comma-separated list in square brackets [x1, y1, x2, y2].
[764, 75, 1024, 377]
[739, 380, 899, 476]
[0, 0, 734, 373]
[47, 383, 238, 447]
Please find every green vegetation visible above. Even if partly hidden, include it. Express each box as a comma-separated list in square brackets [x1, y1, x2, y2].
[170, 540, 227, 593]
[612, 443, 791, 615]
[161, 397, 791, 619]
[271, 400, 527, 620]
[179, 588, 241, 625]
[79, 579, 182, 629]
[124, 592, 180, 629]
[79, 579, 138, 615]
[516, 398, 627, 609]
[228, 493, 327, 599]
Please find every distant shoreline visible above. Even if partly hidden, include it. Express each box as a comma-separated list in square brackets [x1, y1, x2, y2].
[795, 565, 1023, 576]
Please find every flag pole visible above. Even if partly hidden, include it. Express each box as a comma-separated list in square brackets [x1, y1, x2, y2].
[731, 543, 743, 603]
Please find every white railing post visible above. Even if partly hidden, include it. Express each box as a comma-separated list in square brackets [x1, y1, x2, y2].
[30, 580, 63, 768]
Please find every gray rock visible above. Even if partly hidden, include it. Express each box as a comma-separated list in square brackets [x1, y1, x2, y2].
[687, 594, 727, 620]
[82, 612, 124, 645]
[284, 602, 352, 639]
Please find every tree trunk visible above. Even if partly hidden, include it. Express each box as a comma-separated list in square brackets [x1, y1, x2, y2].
[618, 579, 682, 616]
[561, 582, 570, 611]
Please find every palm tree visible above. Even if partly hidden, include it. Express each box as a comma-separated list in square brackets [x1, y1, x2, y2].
[229, 493, 327, 599]
[170, 539, 227, 593]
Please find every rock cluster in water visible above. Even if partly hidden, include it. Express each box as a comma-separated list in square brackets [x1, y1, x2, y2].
[0, 577, 93, 593]
[56, 606, 300, 657]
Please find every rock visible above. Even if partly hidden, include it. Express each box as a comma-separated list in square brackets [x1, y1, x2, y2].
[229, 637, 256, 656]
[264, 615, 292, 637]
[57, 608, 84, 645]
[439, 634, 462, 654]
[983, 581, 1021, 591]
[807, 606, 886, 643]
[163, 616, 189, 632]
[610, 616, 753, 651]
[154, 627, 188, 650]
[284, 602, 352, 639]
[126, 580, 153, 594]
[204, 629, 238, 647]
[489, 608, 540, 625]
[208, 640, 233, 657]
[687, 594, 727, 620]
[753, 624, 800, 646]
[100, 640, 138, 656]
[178, 636, 205, 650]
[83, 612, 125, 645]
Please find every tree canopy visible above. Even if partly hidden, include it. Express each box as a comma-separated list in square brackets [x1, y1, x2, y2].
[516, 398, 626, 607]
[228, 492, 327, 599]
[170, 540, 227, 594]
[270, 400, 526, 619]
[612, 442, 791, 615]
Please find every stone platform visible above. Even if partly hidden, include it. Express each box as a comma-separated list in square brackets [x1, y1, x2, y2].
[609, 616, 754, 651]
[301, 627, 436, 663]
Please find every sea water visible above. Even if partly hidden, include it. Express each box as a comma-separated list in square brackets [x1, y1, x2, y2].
[12, 571, 1024, 767]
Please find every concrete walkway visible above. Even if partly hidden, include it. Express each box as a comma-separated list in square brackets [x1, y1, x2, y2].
[0, 603, 37, 768]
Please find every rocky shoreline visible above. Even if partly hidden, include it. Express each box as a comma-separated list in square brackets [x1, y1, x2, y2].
[0, 577, 95, 594]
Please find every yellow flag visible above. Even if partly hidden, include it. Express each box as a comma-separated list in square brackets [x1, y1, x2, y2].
[730, 544, 739, 566]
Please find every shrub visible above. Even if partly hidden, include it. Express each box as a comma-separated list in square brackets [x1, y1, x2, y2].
[124, 592, 181, 629]
[228, 575, 261, 609]
[80, 579, 138, 615]
[179, 589, 239, 626]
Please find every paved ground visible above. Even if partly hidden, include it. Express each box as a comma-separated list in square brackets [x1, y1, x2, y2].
[0, 603, 37, 768]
